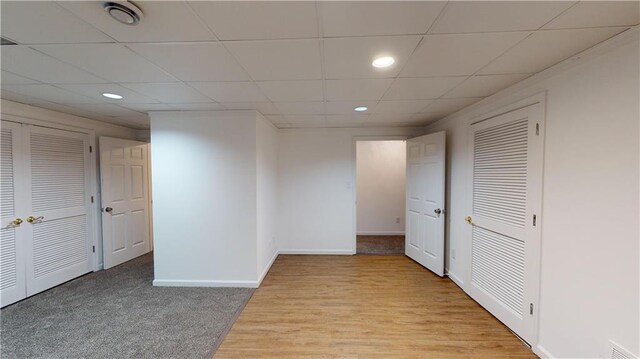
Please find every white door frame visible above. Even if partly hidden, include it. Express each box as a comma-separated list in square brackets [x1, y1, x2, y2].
[351, 135, 411, 254]
[1, 114, 100, 272]
[462, 92, 546, 348]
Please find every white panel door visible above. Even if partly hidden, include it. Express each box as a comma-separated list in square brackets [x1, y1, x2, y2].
[405, 131, 446, 276]
[24, 126, 93, 296]
[100, 137, 150, 269]
[0, 122, 28, 306]
[466, 104, 543, 345]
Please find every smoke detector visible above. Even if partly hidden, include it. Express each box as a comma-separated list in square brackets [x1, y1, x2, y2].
[103, 1, 143, 26]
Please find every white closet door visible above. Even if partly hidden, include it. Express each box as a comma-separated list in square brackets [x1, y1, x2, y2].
[100, 137, 150, 269]
[466, 104, 543, 344]
[405, 131, 446, 276]
[24, 126, 92, 296]
[0, 122, 27, 306]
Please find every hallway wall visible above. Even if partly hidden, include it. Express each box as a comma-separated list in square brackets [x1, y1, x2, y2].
[356, 140, 406, 235]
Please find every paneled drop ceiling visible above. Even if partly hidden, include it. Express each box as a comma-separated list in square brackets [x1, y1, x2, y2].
[1, 1, 638, 130]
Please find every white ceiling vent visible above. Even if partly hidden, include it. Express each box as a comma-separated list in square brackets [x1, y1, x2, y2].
[609, 340, 637, 359]
[103, 1, 143, 26]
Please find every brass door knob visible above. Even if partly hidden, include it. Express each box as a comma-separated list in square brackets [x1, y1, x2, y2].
[465, 216, 473, 224]
[12, 218, 23, 226]
[26, 216, 44, 224]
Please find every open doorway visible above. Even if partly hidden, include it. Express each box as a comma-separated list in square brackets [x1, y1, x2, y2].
[355, 140, 406, 255]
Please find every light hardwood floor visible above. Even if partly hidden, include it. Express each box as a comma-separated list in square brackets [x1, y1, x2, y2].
[214, 255, 537, 359]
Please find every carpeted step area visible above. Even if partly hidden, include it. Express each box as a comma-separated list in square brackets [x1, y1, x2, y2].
[0, 253, 253, 359]
[356, 235, 405, 255]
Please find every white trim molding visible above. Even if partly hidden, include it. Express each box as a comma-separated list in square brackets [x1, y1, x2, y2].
[257, 251, 279, 286]
[153, 279, 260, 288]
[279, 249, 354, 255]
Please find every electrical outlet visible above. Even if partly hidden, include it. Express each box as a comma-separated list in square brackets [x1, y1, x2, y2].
[395, 217, 400, 223]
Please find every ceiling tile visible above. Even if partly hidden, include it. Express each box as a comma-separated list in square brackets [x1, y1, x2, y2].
[121, 83, 211, 103]
[431, 1, 574, 34]
[188, 82, 268, 102]
[411, 112, 448, 123]
[325, 101, 378, 115]
[1, 1, 114, 44]
[119, 103, 177, 112]
[0, 89, 51, 105]
[400, 32, 529, 77]
[189, 1, 318, 40]
[67, 103, 144, 117]
[1, 46, 106, 84]
[1, 71, 40, 85]
[164, 103, 226, 111]
[325, 79, 394, 101]
[2, 84, 101, 104]
[323, 36, 421, 79]
[59, 1, 214, 43]
[263, 115, 288, 125]
[225, 39, 322, 80]
[34, 44, 177, 83]
[373, 100, 432, 114]
[383, 77, 467, 100]
[274, 102, 325, 115]
[325, 114, 370, 124]
[422, 98, 482, 113]
[57, 84, 158, 103]
[320, 2, 446, 37]
[221, 102, 279, 115]
[367, 113, 414, 123]
[126, 43, 249, 82]
[443, 74, 531, 98]
[543, 1, 640, 29]
[256, 80, 323, 102]
[284, 115, 327, 123]
[480, 27, 628, 74]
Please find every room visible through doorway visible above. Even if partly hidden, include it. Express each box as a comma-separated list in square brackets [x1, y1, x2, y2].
[355, 140, 406, 255]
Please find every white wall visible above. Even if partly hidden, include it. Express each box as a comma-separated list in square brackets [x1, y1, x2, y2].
[356, 140, 406, 235]
[150, 111, 258, 286]
[256, 114, 278, 280]
[277, 128, 422, 254]
[425, 31, 639, 358]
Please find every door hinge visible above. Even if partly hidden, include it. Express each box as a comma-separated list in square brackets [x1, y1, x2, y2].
[90, 196, 94, 203]
[92, 246, 95, 253]
[535, 123, 539, 136]
[533, 214, 537, 226]
[530, 303, 534, 315]
[89, 145, 93, 153]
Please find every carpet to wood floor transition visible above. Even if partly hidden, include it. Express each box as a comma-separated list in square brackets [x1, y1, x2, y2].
[0, 253, 253, 359]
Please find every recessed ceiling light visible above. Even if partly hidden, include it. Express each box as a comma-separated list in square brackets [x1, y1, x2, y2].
[354, 106, 368, 112]
[102, 92, 124, 100]
[103, 1, 144, 26]
[372, 56, 395, 68]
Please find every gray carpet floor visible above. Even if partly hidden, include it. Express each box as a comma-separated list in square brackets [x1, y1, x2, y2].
[356, 235, 405, 255]
[0, 253, 254, 359]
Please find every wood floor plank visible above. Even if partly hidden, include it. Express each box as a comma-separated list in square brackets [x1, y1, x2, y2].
[214, 255, 537, 359]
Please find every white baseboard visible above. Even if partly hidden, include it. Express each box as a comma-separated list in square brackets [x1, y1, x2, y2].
[257, 250, 279, 286]
[356, 231, 405, 235]
[278, 249, 354, 255]
[534, 344, 553, 358]
[446, 271, 464, 289]
[153, 279, 259, 288]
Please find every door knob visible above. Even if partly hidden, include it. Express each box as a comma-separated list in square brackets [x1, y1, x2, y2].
[465, 216, 473, 224]
[26, 216, 44, 224]
[12, 218, 23, 226]
[434, 208, 442, 215]
[105, 207, 113, 213]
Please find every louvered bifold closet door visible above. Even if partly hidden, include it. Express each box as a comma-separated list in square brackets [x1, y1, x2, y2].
[0, 121, 27, 306]
[24, 126, 92, 296]
[466, 104, 542, 345]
